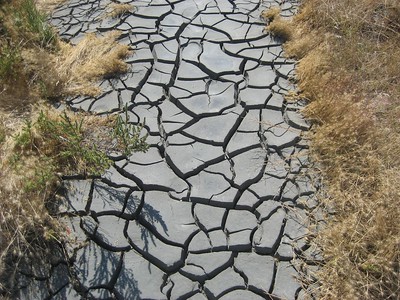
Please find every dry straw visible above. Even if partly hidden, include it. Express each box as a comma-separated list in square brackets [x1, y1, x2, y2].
[265, 0, 400, 298]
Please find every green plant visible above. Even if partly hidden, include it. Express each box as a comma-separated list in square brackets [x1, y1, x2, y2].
[0, 123, 5, 144]
[0, 44, 20, 79]
[24, 157, 55, 192]
[8, 153, 21, 168]
[113, 108, 149, 156]
[37, 110, 112, 174]
[14, 120, 34, 149]
[14, 0, 55, 47]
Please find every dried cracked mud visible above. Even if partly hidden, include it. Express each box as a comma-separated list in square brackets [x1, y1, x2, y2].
[17, 0, 323, 299]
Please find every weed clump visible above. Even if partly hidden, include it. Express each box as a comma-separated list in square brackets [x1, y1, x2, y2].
[114, 108, 149, 155]
[14, 109, 113, 175]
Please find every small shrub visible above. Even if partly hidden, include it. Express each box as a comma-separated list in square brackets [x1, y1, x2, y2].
[34, 110, 112, 174]
[14, 120, 34, 149]
[113, 108, 149, 156]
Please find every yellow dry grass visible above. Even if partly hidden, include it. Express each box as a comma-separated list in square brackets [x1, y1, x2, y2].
[265, 0, 400, 299]
[56, 31, 132, 96]
[263, 8, 294, 41]
[261, 6, 280, 21]
[106, 2, 135, 19]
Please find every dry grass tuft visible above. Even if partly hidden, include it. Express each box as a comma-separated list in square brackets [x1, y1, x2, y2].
[106, 2, 135, 19]
[280, 0, 400, 298]
[263, 8, 294, 41]
[261, 7, 280, 22]
[56, 31, 132, 96]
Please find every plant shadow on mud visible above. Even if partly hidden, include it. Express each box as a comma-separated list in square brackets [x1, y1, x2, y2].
[57, 180, 169, 299]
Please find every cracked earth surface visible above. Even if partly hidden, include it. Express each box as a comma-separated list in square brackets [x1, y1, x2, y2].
[17, 0, 323, 299]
